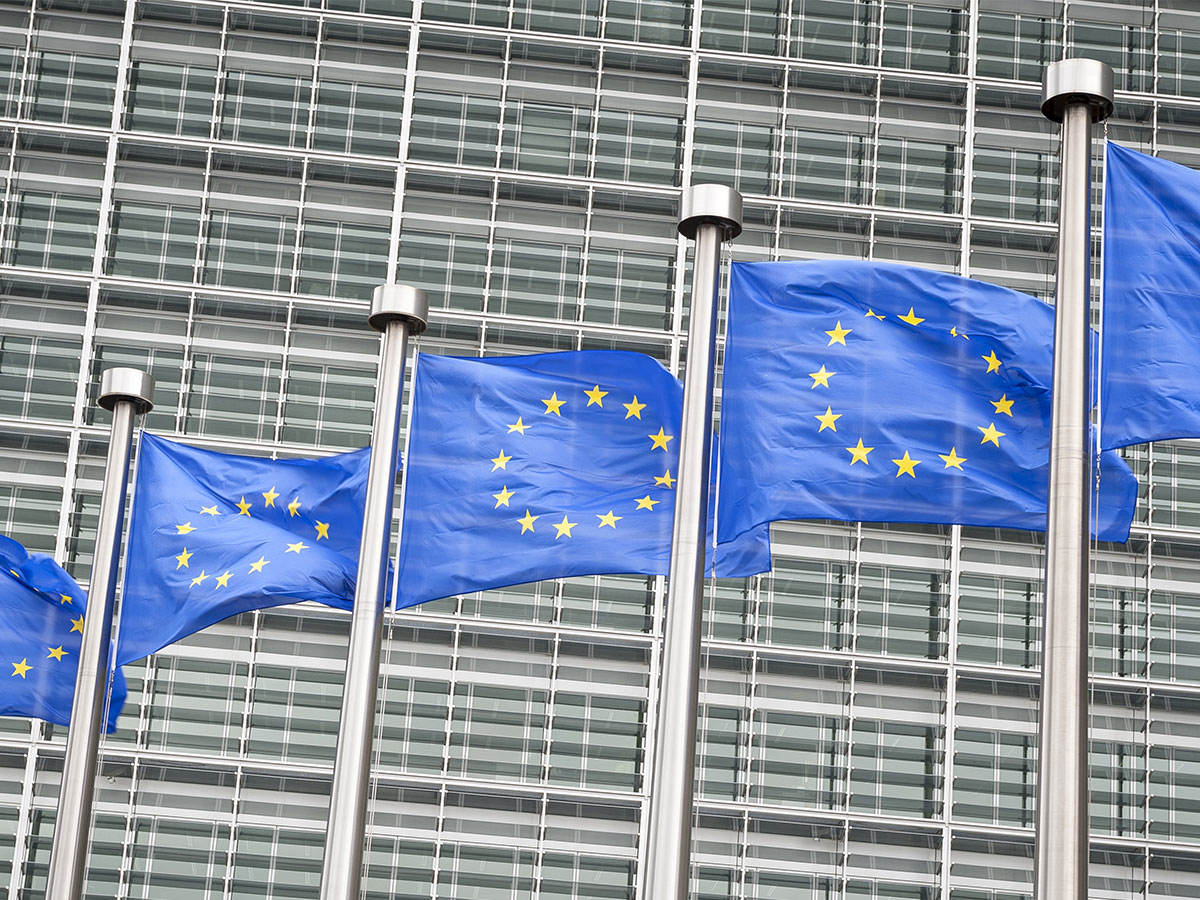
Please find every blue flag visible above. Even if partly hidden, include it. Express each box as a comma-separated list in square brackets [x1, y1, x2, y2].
[396, 350, 770, 608]
[0, 533, 125, 731]
[117, 434, 369, 665]
[717, 260, 1138, 543]
[1101, 141, 1200, 449]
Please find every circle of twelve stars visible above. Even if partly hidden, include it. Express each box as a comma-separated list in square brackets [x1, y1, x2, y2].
[172, 490, 331, 590]
[489, 387, 676, 538]
[815, 306, 1012, 475]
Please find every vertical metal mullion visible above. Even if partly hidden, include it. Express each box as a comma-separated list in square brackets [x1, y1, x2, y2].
[940, 524, 963, 899]
[384, 10, 422, 287]
[54, 0, 137, 566]
[5, 724, 40, 899]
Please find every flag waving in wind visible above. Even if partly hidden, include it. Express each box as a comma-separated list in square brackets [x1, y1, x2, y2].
[1101, 141, 1200, 449]
[117, 434, 370, 665]
[0, 533, 126, 731]
[717, 260, 1138, 543]
[396, 350, 770, 608]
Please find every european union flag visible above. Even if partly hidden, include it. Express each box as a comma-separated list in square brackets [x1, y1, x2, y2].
[117, 433, 369, 665]
[717, 260, 1138, 543]
[0, 533, 126, 731]
[396, 350, 770, 607]
[1101, 141, 1200, 449]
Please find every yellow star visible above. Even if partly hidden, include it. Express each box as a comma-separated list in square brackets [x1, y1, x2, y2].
[59, 594, 72, 605]
[176, 522, 195, 535]
[7, 569, 16, 579]
[237, 496, 252, 516]
[70, 615, 84, 634]
[493, 486, 515, 508]
[249, 556, 269, 574]
[623, 396, 646, 419]
[584, 385, 608, 407]
[175, 547, 193, 570]
[263, 487, 279, 507]
[654, 470, 676, 489]
[978, 422, 1005, 446]
[865, 309, 885, 320]
[11, 658, 30, 678]
[553, 515, 578, 539]
[190, 571, 209, 587]
[815, 406, 842, 433]
[982, 350, 1002, 374]
[286, 541, 308, 554]
[635, 495, 659, 510]
[891, 451, 921, 478]
[939, 447, 967, 470]
[950, 326, 968, 340]
[46, 646, 66, 662]
[517, 509, 538, 534]
[215, 571, 233, 588]
[808, 364, 835, 389]
[314, 521, 329, 540]
[597, 510, 622, 528]
[490, 449, 512, 471]
[898, 307, 925, 326]
[200, 505, 220, 516]
[845, 439, 874, 466]
[649, 427, 674, 451]
[542, 392, 565, 415]
[825, 321, 851, 346]
[287, 497, 301, 517]
[991, 394, 1014, 417]
[507, 417, 529, 435]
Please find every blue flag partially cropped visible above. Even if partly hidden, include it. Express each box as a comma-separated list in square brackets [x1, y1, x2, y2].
[118, 434, 369, 665]
[1101, 141, 1200, 449]
[0, 533, 125, 731]
[396, 351, 770, 608]
[717, 260, 1138, 543]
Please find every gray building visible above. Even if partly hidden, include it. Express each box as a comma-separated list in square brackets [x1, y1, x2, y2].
[0, 0, 1197, 897]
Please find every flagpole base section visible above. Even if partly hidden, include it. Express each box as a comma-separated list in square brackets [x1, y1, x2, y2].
[370, 284, 429, 334]
[678, 184, 743, 240]
[98, 367, 155, 414]
[1041, 58, 1114, 123]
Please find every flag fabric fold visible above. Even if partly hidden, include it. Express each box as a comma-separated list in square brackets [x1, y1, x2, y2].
[1101, 141, 1200, 449]
[717, 259, 1138, 543]
[0, 533, 125, 731]
[396, 350, 771, 608]
[117, 434, 369, 665]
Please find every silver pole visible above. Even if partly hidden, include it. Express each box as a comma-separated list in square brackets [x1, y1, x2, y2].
[642, 184, 742, 900]
[319, 284, 427, 900]
[46, 367, 154, 899]
[1036, 58, 1113, 900]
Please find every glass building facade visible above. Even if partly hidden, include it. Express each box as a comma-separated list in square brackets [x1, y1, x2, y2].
[0, 0, 1197, 896]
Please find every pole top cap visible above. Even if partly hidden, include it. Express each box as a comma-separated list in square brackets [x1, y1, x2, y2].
[678, 183, 743, 240]
[1041, 58, 1114, 123]
[98, 367, 155, 414]
[370, 284, 428, 334]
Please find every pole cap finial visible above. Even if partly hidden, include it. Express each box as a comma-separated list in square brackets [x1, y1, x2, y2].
[678, 184, 743, 241]
[98, 367, 155, 414]
[1041, 58, 1114, 123]
[370, 284, 428, 334]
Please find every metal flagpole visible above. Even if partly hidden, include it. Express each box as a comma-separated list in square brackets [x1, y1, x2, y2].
[320, 284, 427, 900]
[642, 184, 742, 900]
[46, 367, 154, 899]
[1036, 58, 1113, 900]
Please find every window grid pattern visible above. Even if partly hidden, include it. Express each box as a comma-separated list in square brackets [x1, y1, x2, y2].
[0, 2, 1197, 900]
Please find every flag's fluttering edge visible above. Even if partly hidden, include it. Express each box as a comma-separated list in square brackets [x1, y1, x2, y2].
[1101, 141, 1200, 449]
[396, 350, 771, 608]
[0, 533, 125, 731]
[118, 434, 370, 665]
[717, 259, 1138, 543]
